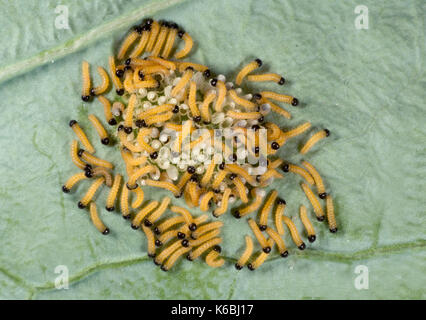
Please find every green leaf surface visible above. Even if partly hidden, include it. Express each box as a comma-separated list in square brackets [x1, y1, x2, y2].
[0, 0, 424, 299]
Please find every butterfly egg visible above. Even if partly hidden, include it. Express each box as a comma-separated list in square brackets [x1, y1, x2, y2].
[225, 82, 234, 90]
[138, 88, 148, 97]
[147, 91, 158, 102]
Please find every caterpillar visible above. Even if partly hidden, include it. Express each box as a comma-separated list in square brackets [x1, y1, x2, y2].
[260, 91, 299, 106]
[265, 227, 288, 257]
[135, 128, 156, 154]
[235, 235, 254, 270]
[142, 225, 157, 258]
[154, 239, 182, 266]
[144, 111, 173, 126]
[131, 201, 159, 229]
[261, 97, 291, 119]
[117, 30, 139, 60]
[247, 238, 274, 270]
[108, 56, 124, 95]
[281, 163, 314, 185]
[146, 20, 160, 52]
[118, 129, 144, 153]
[106, 174, 122, 211]
[92, 167, 112, 187]
[213, 188, 232, 217]
[258, 190, 278, 230]
[300, 129, 330, 154]
[225, 164, 256, 186]
[91, 66, 110, 96]
[171, 67, 193, 97]
[170, 206, 193, 226]
[88, 114, 109, 145]
[282, 216, 305, 250]
[81, 61, 91, 101]
[188, 81, 201, 121]
[120, 148, 147, 166]
[200, 90, 216, 123]
[211, 170, 229, 191]
[234, 188, 265, 218]
[247, 73, 285, 85]
[78, 177, 105, 209]
[124, 94, 137, 131]
[70, 140, 88, 170]
[233, 177, 248, 203]
[144, 196, 171, 227]
[299, 205, 316, 242]
[228, 89, 256, 110]
[120, 182, 130, 219]
[137, 103, 173, 120]
[131, 187, 144, 209]
[97, 96, 116, 126]
[151, 21, 169, 57]
[189, 229, 221, 247]
[326, 194, 338, 233]
[89, 202, 109, 235]
[133, 78, 158, 89]
[161, 246, 191, 271]
[129, 27, 150, 58]
[274, 198, 286, 235]
[175, 171, 192, 192]
[301, 160, 327, 198]
[178, 62, 208, 73]
[235, 59, 262, 85]
[62, 172, 88, 193]
[226, 110, 262, 120]
[265, 122, 282, 141]
[248, 218, 271, 253]
[145, 179, 180, 197]
[200, 162, 216, 187]
[205, 248, 225, 268]
[79, 149, 114, 169]
[174, 30, 193, 59]
[154, 216, 185, 234]
[127, 165, 156, 189]
[186, 180, 199, 207]
[199, 191, 215, 212]
[147, 56, 177, 71]
[187, 237, 222, 261]
[300, 183, 325, 221]
[161, 23, 178, 59]
[282, 122, 311, 138]
[69, 120, 95, 154]
[191, 221, 223, 239]
[213, 79, 227, 112]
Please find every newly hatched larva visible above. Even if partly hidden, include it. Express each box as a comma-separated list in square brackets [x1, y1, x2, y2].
[282, 216, 305, 250]
[300, 183, 325, 221]
[211, 170, 229, 191]
[191, 221, 223, 239]
[235, 59, 262, 85]
[81, 61, 91, 101]
[212, 79, 227, 112]
[225, 164, 256, 185]
[205, 248, 225, 268]
[281, 163, 314, 185]
[175, 171, 191, 192]
[187, 237, 222, 261]
[124, 94, 137, 131]
[228, 89, 256, 110]
[234, 188, 264, 218]
[148, 56, 177, 70]
[186, 179, 199, 207]
[235, 235, 254, 270]
[154, 239, 182, 265]
[106, 174, 122, 211]
[120, 183, 130, 219]
[151, 21, 169, 57]
[258, 168, 283, 185]
[200, 90, 216, 123]
[189, 229, 221, 247]
[70, 140, 88, 170]
[144, 111, 173, 126]
[161, 246, 191, 271]
[69, 120, 95, 154]
[146, 20, 160, 52]
[200, 162, 215, 187]
[248, 218, 271, 253]
[260, 91, 299, 106]
[91, 66, 110, 96]
[79, 150, 114, 169]
[161, 22, 178, 59]
[233, 177, 248, 203]
[133, 77, 158, 89]
[131, 201, 159, 229]
[144, 196, 171, 226]
[299, 205, 316, 242]
[123, 69, 135, 93]
[142, 225, 157, 258]
[188, 81, 201, 121]
[78, 177, 105, 209]
[89, 202, 109, 235]
[174, 30, 193, 59]
[154, 216, 185, 234]
[118, 129, 143, 153]
[247, 73, 285, 85]
[300, 129, 330, 154]
[274, 198, 286, 235]
[247, 238, 274, 271]
[137, 103, 174, 119]
[135, 128, 156, 154]
[282, 122, 311, 138]
[108, 56, 124, 95]
[117, 30, 139, 60]
[261, 97, 291, 119]
[131, 187, 144, 209]
[199, 191, 215, 212]
[121, 148, 147, 166]
[302, 160, 327, 198]
[213, 188, 232, 217]
[171, 67, 193, 97]
[326, 194, 338, 233]
[127, 165, 156, 189]
[129, 26, 150, 58]
[62, 172, 88, 193]
[178, 62, 208, 73]
[170, 206, 193, 226]
[145, 179, 180, 197]
[258, 190, 278, 230]
[226, 110, 262, 120]
[92, 167, 112, 187]
[97, 96, 116, 126]
[266, 227, 288, 257]
[265, 122, 282, 141]
[88, 114, 109, 145]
